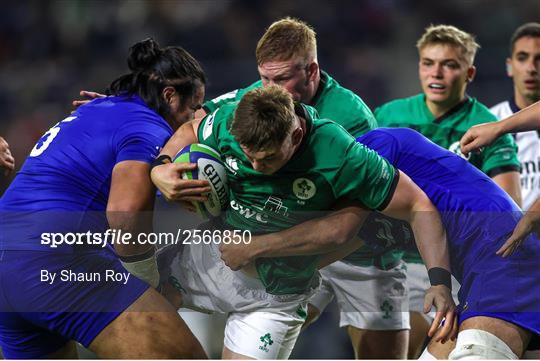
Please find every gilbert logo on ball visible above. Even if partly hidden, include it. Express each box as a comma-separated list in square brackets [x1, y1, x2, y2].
[174, 144, 229, 218]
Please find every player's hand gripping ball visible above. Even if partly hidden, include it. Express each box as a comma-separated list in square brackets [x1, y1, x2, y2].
[174, 144, 229, 219]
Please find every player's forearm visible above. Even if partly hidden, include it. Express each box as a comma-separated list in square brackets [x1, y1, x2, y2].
[408, 198, 451, 272]
[499, 100, 540, 133]
[382, 171, 450, 272]
[492, 171, 522, 207]
[107, 161, 155, 257]
[107, 212, 154, 256]
[252, 206, 367, 258]
[159, 120, 199, 158]
[107, 192, 155, 256]
[527, 197, 540, 228]
[530, 197, 540, 214]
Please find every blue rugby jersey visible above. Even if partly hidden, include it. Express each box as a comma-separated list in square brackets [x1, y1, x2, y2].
[357, 128, 522, 281]
[0, 95, 172, 251]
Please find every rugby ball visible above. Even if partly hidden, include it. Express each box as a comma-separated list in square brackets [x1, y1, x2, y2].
[174, 144, 229, 218]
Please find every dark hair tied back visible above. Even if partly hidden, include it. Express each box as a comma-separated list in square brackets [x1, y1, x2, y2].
[127, 38, 162, 72]
[107, 38, 206, 122]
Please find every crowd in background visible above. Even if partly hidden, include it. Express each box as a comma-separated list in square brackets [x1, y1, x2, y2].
[1, 0, 539, 193]
[0, 1, 539, 358]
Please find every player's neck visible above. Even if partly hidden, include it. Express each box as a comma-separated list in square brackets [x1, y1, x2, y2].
[426, 100, 456, 119]
[425, 91, 468, 119]
[514, 89, 538, 110]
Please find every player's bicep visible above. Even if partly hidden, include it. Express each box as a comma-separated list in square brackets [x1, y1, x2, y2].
[380, 170, 430, 220]
[107, 160, 155, 213]
[492, 171, 522, 207]
[107, 161, 155, 255]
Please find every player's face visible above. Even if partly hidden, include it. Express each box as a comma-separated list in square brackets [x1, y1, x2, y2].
[168, 84, 205, 129]
[240, 120, 303, 175]
[241, 137, 295, 175]
[258, 58, 316, 103]
[507, 36, 540, 104]
[419, 44, 474, 111]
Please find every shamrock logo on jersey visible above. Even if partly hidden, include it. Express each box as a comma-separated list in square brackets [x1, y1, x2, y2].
[225, 156, 239, 174]
[259, 333, 274, 353]
[293, 178, 316, 200]
[380, 299, 394, 319]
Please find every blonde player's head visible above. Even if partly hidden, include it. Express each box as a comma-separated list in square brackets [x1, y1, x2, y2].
[255, 18, 320, 104]
[416, 25, 479, 112]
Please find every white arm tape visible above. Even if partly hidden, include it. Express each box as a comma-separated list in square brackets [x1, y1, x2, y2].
[121, 253, 160, 289]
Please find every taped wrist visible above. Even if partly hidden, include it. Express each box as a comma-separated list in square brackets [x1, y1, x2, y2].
[150, 155, 172, 171]
[428, 267, 452, 290]
[120, 248, 160, 288]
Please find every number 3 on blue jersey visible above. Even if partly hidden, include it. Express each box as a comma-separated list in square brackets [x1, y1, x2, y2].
[30, 116, 77, 157]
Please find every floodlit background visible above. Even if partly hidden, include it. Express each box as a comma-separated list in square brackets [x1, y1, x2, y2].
[0, 0, 539, 358]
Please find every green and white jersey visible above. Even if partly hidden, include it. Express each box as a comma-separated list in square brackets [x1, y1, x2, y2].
[375, 93, 520, 263]
[204, 71, 405, 267]
[203, 71, 377, 137]
[197, 102, 398, 295]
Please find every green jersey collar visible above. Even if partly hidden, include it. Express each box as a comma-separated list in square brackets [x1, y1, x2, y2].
[422, 93, 472, 124]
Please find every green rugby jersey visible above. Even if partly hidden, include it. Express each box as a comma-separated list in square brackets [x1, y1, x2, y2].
[197, 102, 398, 294]
[375, 93, 520, 263]
[203, 71, 377, 137]
[204, 71, 404, 267]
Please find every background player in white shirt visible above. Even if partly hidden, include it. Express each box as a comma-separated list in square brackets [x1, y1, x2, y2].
[489, 22, 540, 211]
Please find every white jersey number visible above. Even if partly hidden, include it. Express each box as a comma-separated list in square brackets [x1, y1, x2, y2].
[30, 116, 77, 157]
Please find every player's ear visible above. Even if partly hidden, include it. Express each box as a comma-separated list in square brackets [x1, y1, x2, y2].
[307, 62, 318, 82]
[506, 59, 513, 77]
[291, 126, 303, 147]
[162, 86, 177, 105]
[466, 66, 476, 83]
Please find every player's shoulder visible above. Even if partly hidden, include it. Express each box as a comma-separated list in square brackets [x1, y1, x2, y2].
[199, 101, 239, 141]
[310, 116, 355, 149]
[375, 94, 421, 115]
[360, 127, 419, 147]
[232, 80, 263, 100]
[318, 71, 368, 110]
[81, 95, 170, 131]
[463, 97, 498, 126]
[207, 101, 238, 122]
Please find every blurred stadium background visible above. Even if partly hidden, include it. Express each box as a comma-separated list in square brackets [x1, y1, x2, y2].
[0, 0, 539, 358]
